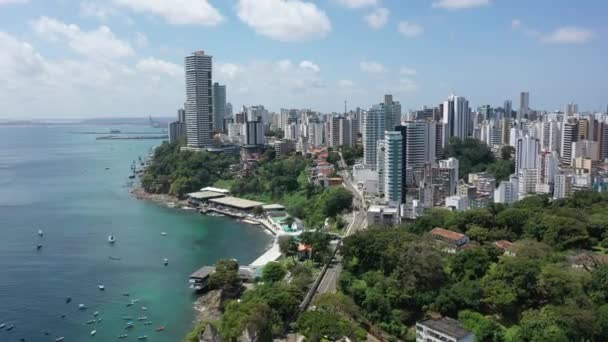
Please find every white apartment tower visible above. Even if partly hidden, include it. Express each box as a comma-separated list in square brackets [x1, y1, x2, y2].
[185, 51, 213, 148]
[515, 136, 540, 172]
[405, 121, 437, 169]
[384, 131, 404, 205]
[442, 94, 471, 146]
[363, 104, 385, 170]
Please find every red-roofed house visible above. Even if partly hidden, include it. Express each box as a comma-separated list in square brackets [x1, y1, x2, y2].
[494, 240, 515, 256]
[430, 228, 470, 253]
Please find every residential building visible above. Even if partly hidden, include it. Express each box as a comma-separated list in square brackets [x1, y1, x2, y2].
[566, 102, 578, 116]
[384, 94, 402, 131]
[518, 168, 538, 199]
[504, 100, 513, 119]
[416, 317, 475, 342]
[468, 172, 496, 193]
[494, 175, 519, 204]
[554, 174, 573, 199]
[541, 120, 560, 153]
[384, 131, 403, 205]
[329, 116, 353, 148]
[245, 117, 264, 146]
[430, 228, 470, 253]
[442, 94, 471, 146]
[519, 91, 529, 121]
[367, 205, 400, 227]
[404, 121, 437, 169]
[168, 121, 185, 143]
[272, 140, 295, 156]
[363, 104, 385, 170]
[212, 83, 226, 132]
[561, 121, 579, 165]
[308, 122, 324, 147]
[537, 151, 559, 186]
[572, 140, 600, 161]
[446, 195, 468, 211]
[515, 136, 540, 172]
[185, 51, 213, 148]
[598, 122, 608, 161]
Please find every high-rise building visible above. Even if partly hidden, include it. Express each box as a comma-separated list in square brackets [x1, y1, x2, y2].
[178, 108, 186, 123]
[504, 100, 513, 120]
[578, 118, 590, 140]
[554, 174, 573, 199]
[363, 104, 385, 170]
[500, 119, 511, 146]
[572, 140, 600, 161]
[561, 122, 579, 165]
[541, 121, 560, 153]
[435, 124, 444, 158]
[519, 92, 529, 121]
[494, 175, 519, 204]
[384, 131, 403, 205]
[185, 51, 213, 148]
[308, 122, 324, 147]
[515, 136, 540, 172]
[226, 102, 233, 118]
[394, 126, 408, 203]
[384, 95, 402, 130]
[212, 83, 226, 132]
[597, 122, 608, 161]
[404, 121, 437, 169]
[537, 151, 559, 186]
[442, 94, 471, 146]
[565, 102, 578, 117]
[518, 168, 538, 199]
[479, 105, 492, 121]
[329, 116, 353, 148]
[244, 117, 264, 146]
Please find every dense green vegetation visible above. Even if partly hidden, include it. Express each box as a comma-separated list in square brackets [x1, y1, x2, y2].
[338, 191, 608, 340]
[141, 141, 238, 197]
[230, 154, 352, 229]
[443, 137, 514, 182]
[340, 144, 364, 166]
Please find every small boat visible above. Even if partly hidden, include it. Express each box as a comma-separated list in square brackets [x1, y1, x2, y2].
[79, 304, 86, 310]
[61, 314, 66, 319]
[0, 323, 5, 329]
[93, 311, 99, 317]
[144, 321, 152, 326]
[90, 330, 97, 336]
[161, 232, 167, 236]
[105, 167, 110, 170]
[122, 317, 133, 320]
[126, 303, 133, 307]
[141, 306, 147, 311]
[131, 299, 140, 304]
[137, 336, 147, 340]
[65, 297, 72, 304]
[118, 334, 128, 339]
[86, 320, 96, 324]
[125, 322, 134, 329]
[122, 293, 130, 297]
[37, 244, 43, 250]
[6, 325, 14, 331]
[155, 326, 165, 332]
[108, 235, 116, 244]
[128, 175, 135, 179]
[98, 284, 105, 291]
[55, 338, 65, 342]
[109, 257, 122, 261]
[137, 316, 147, 321]
[38, 229, 44, 236]
[97, 318, 102, 323]
[163, 258, 168, 266]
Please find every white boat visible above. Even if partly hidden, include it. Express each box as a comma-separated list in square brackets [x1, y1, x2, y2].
[0, 323, 5, 329]
[141, 306, 147, 311]
[137, 336, 147, 340]
[93, 311, 99, 317]
[108, 235, 116, 244]
[98, 284, 105, 291]
[87, 320, 96, 324]
[56, 338, 65, 342]
[163, 258, 168, 266]
[79, 304, 86, 310]
[118, 334, 128, 339]
[38, 229, 44, 236]
[161, 232, 167, 236]
[91, 329, 97, 336]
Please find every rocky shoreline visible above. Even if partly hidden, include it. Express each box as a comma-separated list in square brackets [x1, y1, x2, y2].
[130, 186, 190, 208]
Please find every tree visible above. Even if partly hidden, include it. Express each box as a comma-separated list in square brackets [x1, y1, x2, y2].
[434, 280, 483, 316]
[536, 264, 586, 306]
[458, 310, 505, 342]
[278, 236, 297, 258]
[512, 308, 568, 342]
[209, 259, 243, 300]
[262, 262, 287, 283]
[449, 246, 500, 281]
[595, 304, 608, 339]
[297, 311, 364, 342]
[443, 137, 496, 178]
[500, 146, 515, 160]
[284, 216, 295, 226]
[496, 208, 531, 236]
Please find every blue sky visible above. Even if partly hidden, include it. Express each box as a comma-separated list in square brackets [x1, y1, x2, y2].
[0, 0, 606, 119]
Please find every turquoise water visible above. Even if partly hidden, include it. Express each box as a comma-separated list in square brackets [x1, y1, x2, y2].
[0, 125, 273, 341]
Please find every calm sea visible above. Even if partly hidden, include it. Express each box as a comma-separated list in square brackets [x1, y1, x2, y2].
[0, 125, 272, 342]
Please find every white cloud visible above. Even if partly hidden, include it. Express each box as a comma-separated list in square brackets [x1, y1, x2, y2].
[0, 0, 28, 5]
[364, 7, 389, 29]
[400, 67, 417, 76]
[31, 17, 134, 60]
[136, 57, 182, 78]
[134, 32, 148, 48]
[0, 31, 182, 119]
[236, 0, 331, 42]
[113, 0, 224, 26]
[299, 60, 320, 72]
[338, 79, 355, 87]
[432, 0, 490, 10]
[512, 20, 595, 45]
[398, 21, 424, 38]
[218, 63, 240, 79]
[360, 61, 386, 73]
[80, 1, 118, 19]
[543, 27, 595, 44]
[336, 0, 377, 8]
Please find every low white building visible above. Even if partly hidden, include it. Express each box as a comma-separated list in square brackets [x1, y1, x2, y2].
[445, 195, 468, 211]
[367, 205, 400, 227]
[416, 317, 475, 342]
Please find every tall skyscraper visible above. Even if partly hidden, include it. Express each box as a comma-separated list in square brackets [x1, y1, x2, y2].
[515, 136, 540, 172]
[384, 131, 403, 205]
[565, 102, 578, 116]
[541, 121, 560, 153]
[504, 100, 513, 120]
[598, 122, 608, 161]
[185, 51, 213, 148]
[404, 121, 437, 170]
[394, 126, 408, 203]
[363, 104, 385, 170]
[519, 92, 529, 121]
[384, 95, 402, 131]
[329, 116, 353, 148]
[561, 121, 579, 165]
[178, 108, 186, 123]
[442, 94, 471, 146]
[212, 83, 226, 132]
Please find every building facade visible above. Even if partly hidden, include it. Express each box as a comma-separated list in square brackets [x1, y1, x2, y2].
[185, 51, 213, 148]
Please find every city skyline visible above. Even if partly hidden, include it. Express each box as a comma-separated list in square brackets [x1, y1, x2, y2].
[0, 0, 607, 119]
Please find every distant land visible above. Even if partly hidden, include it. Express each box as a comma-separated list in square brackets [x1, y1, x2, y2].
[0, 117, 174, 126]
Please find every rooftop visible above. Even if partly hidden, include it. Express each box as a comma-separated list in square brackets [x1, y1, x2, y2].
[494, 240, 513, 250]
[417, 317, 472, 339]
[209, 196, 264, 209]
[190, 266, 215, 279]
[187, 191, 227, 200]
[368, 205, 399, 214]
[431, 228, 466, 242]
[262, 204, 286, 211]
[200, 187, 231, 194]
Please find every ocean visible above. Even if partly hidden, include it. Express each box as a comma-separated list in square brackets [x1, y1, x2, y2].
[0, 125, 273, 341]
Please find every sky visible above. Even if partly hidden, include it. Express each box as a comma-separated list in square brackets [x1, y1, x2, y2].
[0, 0, 607, 119]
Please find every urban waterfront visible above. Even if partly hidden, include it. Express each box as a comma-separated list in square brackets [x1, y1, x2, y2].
[0, 125, 273, 342]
